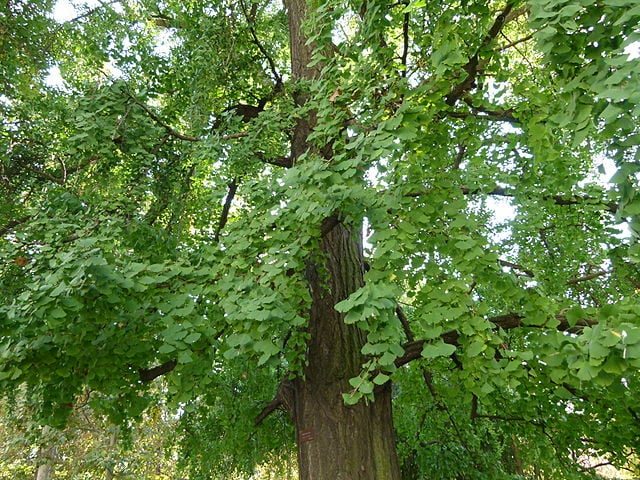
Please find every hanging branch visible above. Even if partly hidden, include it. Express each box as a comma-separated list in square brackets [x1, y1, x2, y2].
[127, 96, 201, 142]
[214, 177, 239, 242]
[445, 1, 516, 106]
[128, 93, 249, 143]
[239, 0, 284, 89]
[400, 6, 410, 78]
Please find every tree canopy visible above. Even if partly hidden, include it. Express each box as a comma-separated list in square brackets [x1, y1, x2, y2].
[1, 0, 639, 478]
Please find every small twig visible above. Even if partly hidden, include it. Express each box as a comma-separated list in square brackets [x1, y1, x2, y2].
[499, 32, 535, 51]
[128, 96, 201, 142]
[57, 0, 123, 26]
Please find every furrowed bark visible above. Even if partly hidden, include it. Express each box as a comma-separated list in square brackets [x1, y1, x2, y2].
[281, 0, 402, 478]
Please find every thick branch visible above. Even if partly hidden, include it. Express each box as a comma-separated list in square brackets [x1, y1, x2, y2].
[214, 177, 239, 242]
[255, 379, 295, 425]
[138, 359, 177, 382]
[395, 311, 596, 368]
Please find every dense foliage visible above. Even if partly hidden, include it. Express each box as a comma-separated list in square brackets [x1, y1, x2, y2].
[1, 0, 639, 478]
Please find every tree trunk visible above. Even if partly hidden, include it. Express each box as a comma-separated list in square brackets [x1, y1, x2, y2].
[283, 1, 402, 477]
[293, 221, 400, 480]
[35, 463, 54, 480]
[34, 444, 56, 480]
[105, 427, 118, 480]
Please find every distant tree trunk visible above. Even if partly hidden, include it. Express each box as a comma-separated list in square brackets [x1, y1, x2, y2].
[284, 0, 401, 478]
[105, 428, 118, 480]
[509, 435, 524, 476]
[35, 463, 54, 480]
[34, 445, 56, 480]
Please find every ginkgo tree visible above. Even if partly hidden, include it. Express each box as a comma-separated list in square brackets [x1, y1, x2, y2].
[1, 0, 639, 478]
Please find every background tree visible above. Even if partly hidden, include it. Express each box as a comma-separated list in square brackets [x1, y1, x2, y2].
[1, 0, 639, 479]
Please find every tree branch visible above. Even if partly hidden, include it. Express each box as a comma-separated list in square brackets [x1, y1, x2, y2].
[445, 104, 519, 124]
[255, 379, 295, 425]
[445, 2, 515, 106]
[567, 270, 610, 285]
[396, 305, 414, 342]
[214, 177, 239, 242]
[239, 0, 283, 87]
[0, 215, 32, 237]
[400, 5, 410, 78]
[499, 32, 535, 51]
[138, 359, 177, 382]
[395, 311, 596, 368]
[128, 96, 201, 142]
[458, 185, 618, 213]
[57, 0, 123, 26]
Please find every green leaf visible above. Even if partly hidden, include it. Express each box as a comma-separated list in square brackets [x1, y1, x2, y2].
[178, 350, 193, 363]
[158, 344, 176, 354]
[359, 380, 374, 395]
[466, 340, 486, 357]
[588, 340, 610, 359]
[227, 333, 253, 347]
[184, 332, 201, 344]
[373, 373, 390, 385]
[49, 307, 67, 319]
[402, 0, 425, 13]
[342, 392, 360, 405]
[421, 341, 456, 360]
